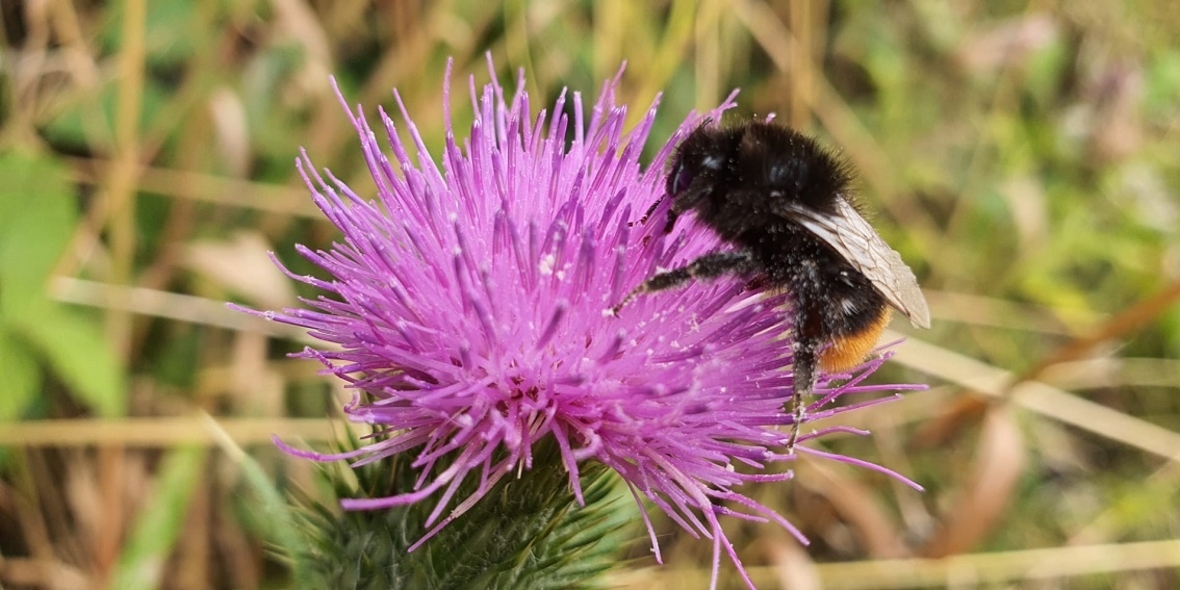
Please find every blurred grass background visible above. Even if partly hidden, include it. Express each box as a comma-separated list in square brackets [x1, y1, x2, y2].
[2, 0, 1180, 588]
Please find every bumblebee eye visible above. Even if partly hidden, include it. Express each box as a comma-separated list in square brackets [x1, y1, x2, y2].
[668, 163, 694, 196]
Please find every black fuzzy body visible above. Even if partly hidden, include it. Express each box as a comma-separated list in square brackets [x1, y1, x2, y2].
[664, 121, 888, 349]
[617, 119, 924, 449]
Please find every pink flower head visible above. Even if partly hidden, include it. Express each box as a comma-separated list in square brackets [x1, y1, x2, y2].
[238, 57, 922, 589]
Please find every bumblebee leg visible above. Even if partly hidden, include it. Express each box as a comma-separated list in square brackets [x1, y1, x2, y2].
[785, 308, 823, 454]
[632, 195, 664, 227]
[611, 250, 755, 314]
[785, 341, 819, 454]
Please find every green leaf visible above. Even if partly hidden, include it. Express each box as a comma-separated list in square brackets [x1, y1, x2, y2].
[0, 151, 74, 321]
[109, 446, 206, 590]
[0, 151, 122, 417]
[17, 303, 126, 418]
[0, 331, 41, 421]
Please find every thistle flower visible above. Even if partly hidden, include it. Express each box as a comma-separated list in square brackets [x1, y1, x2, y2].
[239, 58, 922, 589]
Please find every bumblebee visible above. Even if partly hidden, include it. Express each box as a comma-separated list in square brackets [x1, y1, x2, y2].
[615, 120, 930, 452]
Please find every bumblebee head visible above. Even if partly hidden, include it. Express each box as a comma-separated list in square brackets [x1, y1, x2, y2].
[663, 121, 736, 224]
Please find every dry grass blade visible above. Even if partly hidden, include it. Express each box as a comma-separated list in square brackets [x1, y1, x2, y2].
[888, 331, 1180, 461]
[67, 157, 322, 218]
[49, 278, 308, 340]
[810, 539, 1180, 589]
[0, 418, 358, 448]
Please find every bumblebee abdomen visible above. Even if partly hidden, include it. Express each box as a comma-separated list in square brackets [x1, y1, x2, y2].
[819, 304, 891, 373]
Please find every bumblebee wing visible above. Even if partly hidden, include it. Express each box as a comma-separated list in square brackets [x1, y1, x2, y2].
[781, 197, 931, 328]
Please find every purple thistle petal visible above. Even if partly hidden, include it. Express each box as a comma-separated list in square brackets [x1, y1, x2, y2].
[236, 57, 925, 589]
